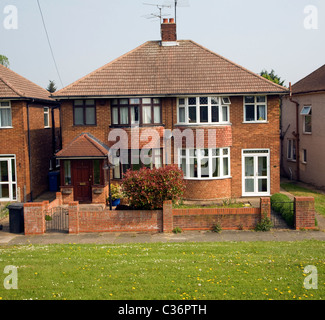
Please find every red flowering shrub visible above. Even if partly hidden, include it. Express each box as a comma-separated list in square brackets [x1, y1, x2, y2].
[121, 165, 186, 210]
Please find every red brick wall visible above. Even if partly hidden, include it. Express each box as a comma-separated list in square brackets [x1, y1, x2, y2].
[294, 197, 315, 230]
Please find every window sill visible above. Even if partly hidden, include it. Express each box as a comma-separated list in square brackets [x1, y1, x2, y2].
[303, 132, 312, 135]
[287, 159, 296, 163]
[242, 121, 268, 124]
[73, 124, 97, 127]
[175, 123, 232, 127]
[0, 126, 13, 129]
[109, 124, 164, 128]
[184, 176, 232, 181]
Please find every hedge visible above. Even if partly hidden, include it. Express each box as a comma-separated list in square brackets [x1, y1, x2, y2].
[270, 193, 294, 227]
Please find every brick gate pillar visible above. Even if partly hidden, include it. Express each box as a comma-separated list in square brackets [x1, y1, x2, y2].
[260, 197, 271, 219]
[68, 201, 79, 234]
[294, 197, 315, 230]
[163, 200, 173, 233]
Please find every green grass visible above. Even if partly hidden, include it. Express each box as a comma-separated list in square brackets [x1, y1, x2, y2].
[281, 182, 325, 217]
[0, 241, 324, 300]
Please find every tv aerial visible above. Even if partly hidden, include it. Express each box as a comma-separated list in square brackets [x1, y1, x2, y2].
[143, 3, 172, 24]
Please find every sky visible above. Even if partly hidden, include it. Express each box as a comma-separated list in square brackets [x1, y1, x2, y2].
[0, 0, 324, 91]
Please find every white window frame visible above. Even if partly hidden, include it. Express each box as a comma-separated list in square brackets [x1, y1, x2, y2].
[44, 107, 50, 128]
[0, 155, 17, 201]
[243, 96, 267, 123]
[177, 97, 230, 125]
[301, 106, 312, 134]
[287, 139, 296, 161]
[179, 148, 231, 180]
[0, 101, 12, 128]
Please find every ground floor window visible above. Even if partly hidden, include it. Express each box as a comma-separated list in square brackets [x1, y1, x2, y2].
[113, 149, 163, 179]
[0, 155, 16, 201]
[287, 139, 296, 161]
[179, 148, 230, 180]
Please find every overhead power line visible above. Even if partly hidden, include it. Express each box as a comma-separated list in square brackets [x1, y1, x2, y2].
[36, 0, 64, 88]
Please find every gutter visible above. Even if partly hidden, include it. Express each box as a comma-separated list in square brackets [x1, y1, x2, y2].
[289, 82, 300, 181]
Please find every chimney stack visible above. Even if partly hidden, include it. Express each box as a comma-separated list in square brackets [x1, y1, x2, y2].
[161, 18, 177, 43]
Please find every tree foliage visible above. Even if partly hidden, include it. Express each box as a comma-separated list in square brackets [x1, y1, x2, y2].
[46, 80, 57, 93]
[0, 55, 10, 68]
[260, 69, 285, 86]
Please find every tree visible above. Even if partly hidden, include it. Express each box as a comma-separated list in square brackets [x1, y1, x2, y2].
[46, 80, 57, 93]
[0, 55, 10, 68]
[260, 69, 285, 87]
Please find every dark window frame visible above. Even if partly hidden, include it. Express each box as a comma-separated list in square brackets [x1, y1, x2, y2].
[73, 100, 97, 126]
[111, 98, 162, 127]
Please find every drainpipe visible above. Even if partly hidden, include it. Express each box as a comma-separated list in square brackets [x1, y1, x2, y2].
[289, 82, 300, 181]
[51, 104, 61, 167]
[26, 100, 34, 202]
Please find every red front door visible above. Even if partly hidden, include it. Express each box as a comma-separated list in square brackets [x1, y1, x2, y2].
[72, 160, 93, 203]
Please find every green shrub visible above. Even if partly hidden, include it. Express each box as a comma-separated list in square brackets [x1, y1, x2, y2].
[255, 214, 273, 232]
[212, 223, 222, 233]
[172, 227, 182, 234]
[271, 193, 294, 227]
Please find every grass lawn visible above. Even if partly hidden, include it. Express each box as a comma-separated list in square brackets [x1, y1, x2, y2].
[0, 241, 324, 300]
[281, 182, 325, 217]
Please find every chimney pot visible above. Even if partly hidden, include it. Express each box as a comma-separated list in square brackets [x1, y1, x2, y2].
[163, 18, 169, 23]
[169, 18, 175, 23]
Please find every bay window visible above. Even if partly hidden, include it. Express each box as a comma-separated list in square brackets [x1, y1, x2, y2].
[179, 148, 230, 180]
[177, 97, 230, 125]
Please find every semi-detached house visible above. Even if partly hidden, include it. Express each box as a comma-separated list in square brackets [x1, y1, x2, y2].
[52, 19, 288, 204]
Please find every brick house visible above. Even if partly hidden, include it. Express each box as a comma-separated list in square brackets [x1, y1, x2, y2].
[52, 19, 287, 204]
[0, 64, 60, 203]
[281, 64, 325, 189]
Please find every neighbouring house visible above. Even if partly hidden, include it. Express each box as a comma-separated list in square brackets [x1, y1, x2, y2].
[281, 64, 325, 189]
[0, 64, 61, 203]
[52, 18, 288, 204]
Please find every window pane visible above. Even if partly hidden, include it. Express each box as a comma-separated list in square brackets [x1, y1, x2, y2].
[189, 158, 198, 178]
[257, 105, 266, 121]
[256, 96, 266, 103]
[222, 106, 228, 122]
[131, 106, 139, 124]
[0, 108, 12, 127]
[142, 98, 151, 104]
[153, 98, 160, 104]
[200, 106, 208, 122]
[301, 106, 311, 115]
[245, 157, 254, 177]
[120, 99, 128, 105]
[245, 105, 255, 121]
[93, 160, 100, 185]
[201, 158, 209, 178]
[64, 161, 71, 185]
[181, 158, 187, 176]
[142, 106, 152, 124]
[245, 96, 254, 104]
[212, 158, 220, 177]
[130, 98, 140, 105]
[200, 97, 208, 105]
[245, 179, 254, 193]
[11, 159, 16, 182]
[12, 184, 16, 200]
[120, 107, 129, 124]
[85, 100, 95, 106]
[212, 149, 220, 157]
[258, 179, 267, 192]
[0, 184, 9, 198]
[305, 116, 312, 133]
[0, 101, 10, 107]
[74, 107, 84, 125]
[44, 108, 49, 127]
[223, 157, 229, 176]
[211, 106, 219, 122]
[85, 107, 96, 125]
[211, 97, 219, 105]
[188, 106, 196, 123]
[154, 106, 161, 123]
[188, 97, 196, 105]
[179, 98, 185, 105]
[0, 161, 9, 182]
[179, 107, 185, 123]
[258, 157, 267, 176]
[74, 100, 83, 106]
[112, 107, 119, 124]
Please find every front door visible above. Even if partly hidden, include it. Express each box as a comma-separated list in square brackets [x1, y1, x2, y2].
[72, 160, 93, 203]
[242, 149, 270, 196]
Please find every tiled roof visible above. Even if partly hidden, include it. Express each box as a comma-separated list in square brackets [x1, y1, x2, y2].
[0, 64, 53, 101]
[53, 40, 287, 98]
[292, 64, 325, 94]
[56, 133, 109, 158]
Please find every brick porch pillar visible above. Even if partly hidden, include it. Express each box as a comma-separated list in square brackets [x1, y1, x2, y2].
[260, 197, 271, 219]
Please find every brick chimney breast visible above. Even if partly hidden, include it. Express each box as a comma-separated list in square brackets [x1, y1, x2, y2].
[161, 18, 177, 43]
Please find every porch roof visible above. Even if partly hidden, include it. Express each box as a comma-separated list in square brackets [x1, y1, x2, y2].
[56, 133, 109, 159]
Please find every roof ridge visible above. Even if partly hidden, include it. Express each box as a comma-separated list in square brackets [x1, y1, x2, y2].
[53, 41, 151, 97]
[0, 66, 25, 97]
[188, 40, 287, 92]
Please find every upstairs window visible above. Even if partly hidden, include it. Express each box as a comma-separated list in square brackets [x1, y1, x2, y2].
[301, 106, 312, 134]
[111, 98, 161, 126]
[44, 107, 50, 128]
[244, 96, 267, 122]
[287, 139, 296, 161]
[177, 97, 230, 125]
[0, 101, 12, 128]
[74, 100, 96, 126]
